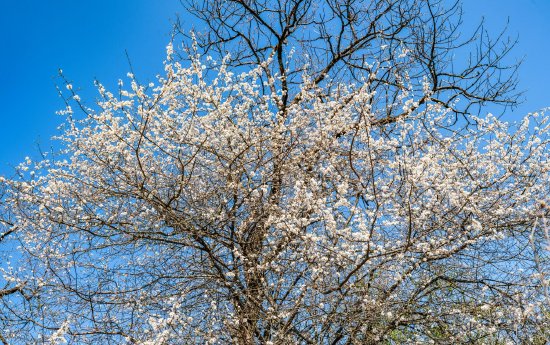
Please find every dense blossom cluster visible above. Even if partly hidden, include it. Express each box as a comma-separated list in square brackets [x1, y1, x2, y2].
[0, 44, 548, 343]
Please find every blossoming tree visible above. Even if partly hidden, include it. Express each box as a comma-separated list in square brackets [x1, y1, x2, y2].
[0, 0, 549, 344]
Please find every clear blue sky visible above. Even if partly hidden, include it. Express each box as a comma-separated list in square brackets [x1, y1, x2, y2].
[0, 0, 548, 174]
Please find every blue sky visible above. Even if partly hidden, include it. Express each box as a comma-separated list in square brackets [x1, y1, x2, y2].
[0, 0, 548, 174]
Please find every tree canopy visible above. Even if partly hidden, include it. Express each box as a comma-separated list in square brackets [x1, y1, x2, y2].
[0, 0, 548, 344]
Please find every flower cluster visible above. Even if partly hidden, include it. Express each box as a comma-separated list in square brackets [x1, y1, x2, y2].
[0, 46, 548, 344]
